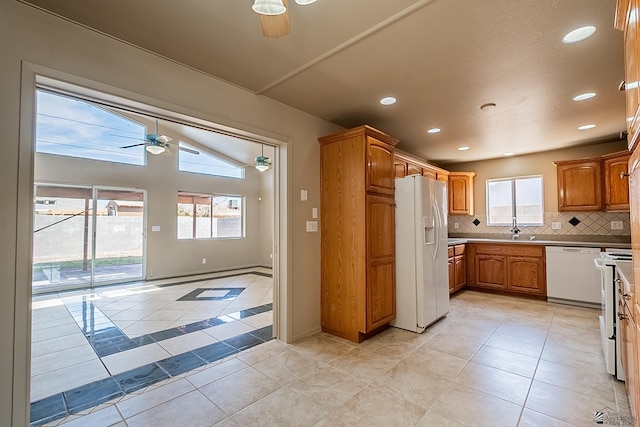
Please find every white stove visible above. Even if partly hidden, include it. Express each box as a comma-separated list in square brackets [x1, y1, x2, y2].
[594, 248, 632, 381]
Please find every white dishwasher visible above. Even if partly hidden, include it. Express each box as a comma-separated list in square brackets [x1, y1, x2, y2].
[545, 246, 601, 308]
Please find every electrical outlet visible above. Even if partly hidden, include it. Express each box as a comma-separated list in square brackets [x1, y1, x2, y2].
[552, 222, 561, 230]
[312, 208, 318, 219]
[202, 258, 207, 264]
[454, 222, 459, 229]
[301, 189, 308, 201]
[611, 221, 624, 230]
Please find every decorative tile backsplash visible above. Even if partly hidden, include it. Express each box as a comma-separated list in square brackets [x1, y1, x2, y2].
[448, 212, 631, 237]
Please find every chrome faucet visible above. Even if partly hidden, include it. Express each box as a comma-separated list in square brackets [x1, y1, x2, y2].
[511, 216, 521, 239]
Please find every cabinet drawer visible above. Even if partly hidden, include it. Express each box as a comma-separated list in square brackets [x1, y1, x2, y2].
[448, 246, 454, 258]
[454, 244, 465, 256]
[472, 243, 543, 258]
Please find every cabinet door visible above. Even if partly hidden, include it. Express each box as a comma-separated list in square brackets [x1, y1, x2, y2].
[454, 255, 466, 291]
[557, 161, 603, 211]
[448, 257, 455, 293]
[394, 160, 407, 178]
[422, 167, 437, 180]
[406, 162, 422, 176]
[366, 137, 395, 196]
[475, 255, 506, 289]
[624, 0, 640, 150]
[449, 174, 474, 215]
[366, 195, 395, 331]
[507, 256, 545, 295]
[621, 303, 637, 416]
[604, 154, 631, 211]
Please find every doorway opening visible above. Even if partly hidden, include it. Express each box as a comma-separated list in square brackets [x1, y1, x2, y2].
[27, 77, 280, 425]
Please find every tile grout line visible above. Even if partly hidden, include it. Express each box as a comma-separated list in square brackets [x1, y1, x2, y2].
[29, 325, 274, 426]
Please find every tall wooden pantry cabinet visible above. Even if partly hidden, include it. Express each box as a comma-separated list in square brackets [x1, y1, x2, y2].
[318, 125, 398, 342]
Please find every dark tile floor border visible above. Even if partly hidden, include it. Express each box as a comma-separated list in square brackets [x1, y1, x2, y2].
[30, 325, 273, 426]
[66, 286, 271, 357]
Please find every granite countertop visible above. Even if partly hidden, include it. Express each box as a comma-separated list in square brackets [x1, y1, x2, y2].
[448, 235, 631, 249]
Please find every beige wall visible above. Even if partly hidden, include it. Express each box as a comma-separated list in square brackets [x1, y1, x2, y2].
[446, 140, 629, 214]
[1, 2, 339, 425]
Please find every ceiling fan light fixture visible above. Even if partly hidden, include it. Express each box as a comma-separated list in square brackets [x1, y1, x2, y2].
[146, 144, 165, 155]
[255, 155, 272, 172]
[252, 0, 287, 15]
[562, 25, 597, 44]
[295, 0, 317, 4]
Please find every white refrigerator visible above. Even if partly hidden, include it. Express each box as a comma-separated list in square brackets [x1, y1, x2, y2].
[392, 175, 449, 333]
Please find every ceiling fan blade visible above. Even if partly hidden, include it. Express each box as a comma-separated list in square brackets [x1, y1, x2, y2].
[155, 135, 172, 143]
[177, 145, 200, 155]
[120, 143, 147, 149]
[112, 134, 146, 141]
[260, 0, 290, 38]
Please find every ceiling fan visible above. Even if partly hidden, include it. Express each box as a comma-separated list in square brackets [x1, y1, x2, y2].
[118, 120, 200, 155]
[252, 0, 318, 38]
[238, 144, 273, 171]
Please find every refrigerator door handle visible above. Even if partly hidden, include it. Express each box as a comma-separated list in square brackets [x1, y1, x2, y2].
[432, 204, 441, 261]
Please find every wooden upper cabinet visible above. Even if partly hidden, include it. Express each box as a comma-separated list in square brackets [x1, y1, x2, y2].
[393, 152, 450, 183]
[555, 159, 603, 211]
[406, 162, 422, 177]
[394, 160, 407, 178]
[617, 0, 640, 150]
[437, 171, 449, 184]
[366, 136, 395, 196]
[421, 168, 437, 180]
[448, 172, 475, 215]
[603, 151, 631, 211]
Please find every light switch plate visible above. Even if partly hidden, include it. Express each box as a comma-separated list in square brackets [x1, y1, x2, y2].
[151, 225, 161, 232]
[312, 208, 318, 219]
[611, 221, 624, 230]
[552, 222, 561, 230]
[301, 189, 308, 201]
[306, 221, 318, 232]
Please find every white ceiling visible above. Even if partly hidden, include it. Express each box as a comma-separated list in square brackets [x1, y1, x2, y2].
[19, 0, 627, 165]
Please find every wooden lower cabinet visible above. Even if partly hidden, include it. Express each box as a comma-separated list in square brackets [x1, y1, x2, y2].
[621, 300, 637, 417]
[448, 244, 466, 294]
[475, 255, 506, 290]
[448, 256, 455, 293]
[507, 256, 545, 294]
[454, 254, 466, 291]
[467, 243, 546, 297]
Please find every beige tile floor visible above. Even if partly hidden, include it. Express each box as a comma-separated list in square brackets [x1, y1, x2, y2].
[41, 290, 634, 427]
[31, 269, 273, 402]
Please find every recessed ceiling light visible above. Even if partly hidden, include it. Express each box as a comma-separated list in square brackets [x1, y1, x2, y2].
[458, 146, 470, 151]
[295, 0, 317, 4]
[573, 92, 596, 101]
[379, 96, 396, 106]
[427, 128, 441, 134]
[563, 26, 597, 43]
[503, 152, 515, 156]
[578, 124, 596, 130]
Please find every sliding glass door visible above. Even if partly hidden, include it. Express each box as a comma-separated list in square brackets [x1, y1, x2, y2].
[32, 184, 145, 293]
